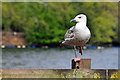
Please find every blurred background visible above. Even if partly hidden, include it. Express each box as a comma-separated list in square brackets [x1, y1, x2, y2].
[2, 2, 119, 46]
[1, 2, 119, 69]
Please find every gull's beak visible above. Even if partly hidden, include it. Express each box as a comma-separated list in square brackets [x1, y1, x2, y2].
[70, 19, 76, 23]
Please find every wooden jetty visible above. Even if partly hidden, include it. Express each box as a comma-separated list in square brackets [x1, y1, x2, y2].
[1, 69, 119, 78]
[72, 58, 91, 69]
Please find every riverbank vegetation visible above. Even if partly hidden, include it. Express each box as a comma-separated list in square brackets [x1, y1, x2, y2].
[2, 2, 119, 46]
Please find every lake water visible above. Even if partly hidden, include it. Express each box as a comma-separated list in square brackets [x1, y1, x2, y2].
[2, 47, 118, 69]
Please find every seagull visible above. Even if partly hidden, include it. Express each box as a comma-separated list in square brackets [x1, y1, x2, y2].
[62, 14, 91, 62]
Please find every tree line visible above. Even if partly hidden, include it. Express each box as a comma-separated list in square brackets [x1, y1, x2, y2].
[2, 2, 118, 46]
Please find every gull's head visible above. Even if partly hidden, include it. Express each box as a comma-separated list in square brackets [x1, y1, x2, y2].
[70, 14, 87, 23]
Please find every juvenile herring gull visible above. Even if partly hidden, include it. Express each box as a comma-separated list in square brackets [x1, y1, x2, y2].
[62, 14, 91, 62]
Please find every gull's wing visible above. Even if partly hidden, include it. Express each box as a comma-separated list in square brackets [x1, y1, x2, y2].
[62, 26, 75, 45]
[64, 26, 75, 39]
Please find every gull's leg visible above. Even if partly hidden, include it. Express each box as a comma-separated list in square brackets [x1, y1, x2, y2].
[74, 46, 77, 58]
[74, 46, 82, 62]
[79, 46, 82, 55]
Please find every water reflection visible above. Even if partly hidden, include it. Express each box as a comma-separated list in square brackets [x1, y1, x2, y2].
[2, 48, 118, 69]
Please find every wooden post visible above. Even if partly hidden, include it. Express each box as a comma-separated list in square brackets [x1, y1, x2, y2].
[72, 59, 91, 69]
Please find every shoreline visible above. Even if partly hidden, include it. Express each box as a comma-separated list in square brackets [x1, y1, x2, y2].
[1, 32, 120, 47]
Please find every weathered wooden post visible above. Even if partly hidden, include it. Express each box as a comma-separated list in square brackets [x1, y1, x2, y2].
[72, 59, 91, 69]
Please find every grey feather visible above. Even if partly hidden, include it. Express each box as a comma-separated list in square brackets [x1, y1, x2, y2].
[64, 26, 75, 39]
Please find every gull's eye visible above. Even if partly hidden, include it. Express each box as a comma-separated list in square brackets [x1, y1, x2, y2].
[78, 17, 81, 19]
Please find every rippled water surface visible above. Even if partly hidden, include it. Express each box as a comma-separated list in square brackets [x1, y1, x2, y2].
[2, 48, 118, 69]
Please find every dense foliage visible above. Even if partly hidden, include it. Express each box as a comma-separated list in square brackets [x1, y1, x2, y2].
[2, 2, 118, 45]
